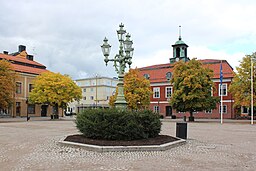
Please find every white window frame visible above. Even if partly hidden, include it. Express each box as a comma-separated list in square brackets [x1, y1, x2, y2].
[153, 87, 160, 98]
[16, 82, 22, 94]
[154, 106, 159, 113]
[165, 87, 172, 98]
[219, 105, 227, 114]
[219, 83, 227, 96]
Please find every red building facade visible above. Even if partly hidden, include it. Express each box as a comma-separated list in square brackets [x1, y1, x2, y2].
[138, 36, 235, 119]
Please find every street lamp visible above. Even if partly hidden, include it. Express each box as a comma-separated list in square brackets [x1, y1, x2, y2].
[101, 23, 134, 108]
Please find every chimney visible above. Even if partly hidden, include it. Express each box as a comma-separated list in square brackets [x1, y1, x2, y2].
[3, 51, 8, 55]
[26, 55, 34, 61]
[18, 45, 26, 52]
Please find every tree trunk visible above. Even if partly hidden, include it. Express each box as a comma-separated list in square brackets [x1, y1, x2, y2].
[189, 110, 195, 122]
[51, 103, 59, 119]
[54, 103, 59, 115]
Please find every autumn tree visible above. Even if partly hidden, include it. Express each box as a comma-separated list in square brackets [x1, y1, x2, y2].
[0, 60, 16, 109]
[170, 59, 219, 121]
[229, 52, 256, 110]
[29, 72, 82, 116]
[109, 69, 152, 110]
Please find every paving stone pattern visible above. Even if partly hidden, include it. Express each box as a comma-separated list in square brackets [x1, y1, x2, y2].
[0, 118, 255, 171]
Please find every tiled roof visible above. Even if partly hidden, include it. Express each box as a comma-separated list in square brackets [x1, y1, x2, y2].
[138, 59, 235, 83]
[0, 53, 47, 75]
[0, 53, 45, 67]
[12, 63, 48, 75]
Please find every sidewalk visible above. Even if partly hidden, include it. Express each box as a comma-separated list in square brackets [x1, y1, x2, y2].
[162, 118, 254, 124]
[0, 116, 76, 123]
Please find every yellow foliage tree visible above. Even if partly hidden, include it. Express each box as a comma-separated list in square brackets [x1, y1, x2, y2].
[0, 60, 16, 109]
[109, 69, 152, 110]
[229, 52, 256, 108]
[29, 72, 82, 115]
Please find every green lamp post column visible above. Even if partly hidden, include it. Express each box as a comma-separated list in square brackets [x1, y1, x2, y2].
[101, 23, 134, 108]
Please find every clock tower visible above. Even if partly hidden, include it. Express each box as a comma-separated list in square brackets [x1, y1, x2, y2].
[170, 26, 190, 64]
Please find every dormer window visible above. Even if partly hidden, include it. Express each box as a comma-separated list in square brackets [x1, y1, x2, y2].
[166, 72, 172, 80]
[144, 74, 150, 80]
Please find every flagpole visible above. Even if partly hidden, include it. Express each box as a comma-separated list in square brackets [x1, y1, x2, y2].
[251, 56, 254, 125]
[221, 91, 223, 124]
[220, 60, 223, 124]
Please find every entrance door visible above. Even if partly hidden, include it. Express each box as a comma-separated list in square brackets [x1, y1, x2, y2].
[166, 106, 172, 116]
[16, 102, 21, 116]
[41, 105, 48, 117]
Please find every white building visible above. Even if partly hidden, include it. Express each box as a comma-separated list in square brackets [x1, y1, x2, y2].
[67, 76, 118, 114]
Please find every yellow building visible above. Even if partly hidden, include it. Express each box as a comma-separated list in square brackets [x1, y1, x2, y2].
[68, 76, 118, 114]
[0, 45, 59, 117]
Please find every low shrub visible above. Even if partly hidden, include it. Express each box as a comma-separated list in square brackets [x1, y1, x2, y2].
[75, 108, 161, 140]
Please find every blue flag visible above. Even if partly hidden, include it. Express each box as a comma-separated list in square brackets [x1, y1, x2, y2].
[220, 62, 223, 85]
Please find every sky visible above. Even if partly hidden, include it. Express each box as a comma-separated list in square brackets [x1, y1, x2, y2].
[0, 0, 255, 79]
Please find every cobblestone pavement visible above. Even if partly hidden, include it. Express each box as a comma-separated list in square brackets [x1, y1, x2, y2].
[0, 118, 255, 171]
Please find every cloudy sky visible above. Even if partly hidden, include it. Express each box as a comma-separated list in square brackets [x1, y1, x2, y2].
[0, 0, 255, 79]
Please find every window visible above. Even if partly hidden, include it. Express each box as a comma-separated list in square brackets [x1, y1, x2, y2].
[219, 84, 227, 96]
[143, 74, 150, 80]
[166, 87, 172, 98]
[29, 84, 34, 92]
[205, 109, 212, 114]
[166, 72, 172, 80]
[153, 87, 160, 98]
[83, 88, 86, 92]
[241, 106, 249, 114]
[107, 96, 109, 100]
[154, 106, 159, 113]
[16, 82, 22, 94]
[90, 96, 94, 100]
[83, 96, 86, 100]
[27, 104, 35, 114]
[90, 88, 94, 92]
[219, 105, 227, 114]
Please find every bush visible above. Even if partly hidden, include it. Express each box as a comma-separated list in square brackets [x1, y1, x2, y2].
[75, 108, 161, 140]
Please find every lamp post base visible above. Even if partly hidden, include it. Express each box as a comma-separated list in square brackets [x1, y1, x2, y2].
[114, 75, 127, 109]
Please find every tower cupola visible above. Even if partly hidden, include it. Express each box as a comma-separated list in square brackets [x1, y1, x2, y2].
[170, 26, 190, 64]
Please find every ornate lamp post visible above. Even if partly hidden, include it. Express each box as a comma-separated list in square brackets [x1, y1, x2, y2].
[101, 23, 134, 108]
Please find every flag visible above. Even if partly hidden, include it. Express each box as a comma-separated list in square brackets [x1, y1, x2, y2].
[220, 61, 223, 85]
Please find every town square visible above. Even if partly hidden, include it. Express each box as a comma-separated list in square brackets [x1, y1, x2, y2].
[1, 0, 256, 171]
[0, 118, 256, 170]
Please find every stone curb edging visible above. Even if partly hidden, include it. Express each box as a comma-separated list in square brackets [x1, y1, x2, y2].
[58, 136, 186, 152]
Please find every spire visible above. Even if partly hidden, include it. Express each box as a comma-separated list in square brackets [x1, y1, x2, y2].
[179, 25, 182, 40]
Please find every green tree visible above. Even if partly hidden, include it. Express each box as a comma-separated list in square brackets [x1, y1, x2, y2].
[170, 59, 219, 121]
[0, 60, 16, 109]
[29, 72, 82, 116]
[229, 52, 256, 108]
[109, 69, 152, 110]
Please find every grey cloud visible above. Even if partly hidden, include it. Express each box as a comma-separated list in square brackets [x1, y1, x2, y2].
[0, 0, 256, 79]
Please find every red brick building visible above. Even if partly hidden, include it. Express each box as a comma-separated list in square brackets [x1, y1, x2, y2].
[138, 36, 236, 119]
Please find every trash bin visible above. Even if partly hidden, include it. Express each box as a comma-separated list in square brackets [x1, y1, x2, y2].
[183, 116, 186, 122]
[176, 122, 187, 139]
